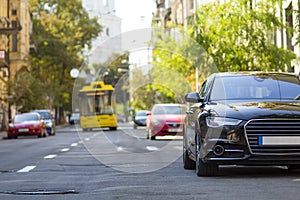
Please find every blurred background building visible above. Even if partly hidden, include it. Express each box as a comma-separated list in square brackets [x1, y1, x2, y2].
[82, 0, 122, 65]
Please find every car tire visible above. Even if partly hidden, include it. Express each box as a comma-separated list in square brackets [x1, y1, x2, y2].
[183, 148, 195, 170]
[148, 129, 155, 140]
[51, 128, 55, 136]
[109, 127, 117, 131]
[195, 135, 218, 176]
[182, 138, 196, 169]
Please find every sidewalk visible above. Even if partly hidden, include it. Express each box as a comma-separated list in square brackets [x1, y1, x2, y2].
[0, 131, 7, 140]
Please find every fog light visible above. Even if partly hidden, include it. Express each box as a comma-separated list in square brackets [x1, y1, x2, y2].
[212, 145, 225, 156]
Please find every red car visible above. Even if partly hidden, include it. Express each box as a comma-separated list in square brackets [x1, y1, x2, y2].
[146, 104, 186, 140]
[7, 113, 47, 139]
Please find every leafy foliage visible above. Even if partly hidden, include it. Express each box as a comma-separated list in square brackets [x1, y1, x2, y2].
[8, 73, 47, 113]
[190, 0, 296, 72]
[17, 0, 103, 122]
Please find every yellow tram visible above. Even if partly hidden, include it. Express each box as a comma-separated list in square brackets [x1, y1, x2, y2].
[79, 81, 117, 131]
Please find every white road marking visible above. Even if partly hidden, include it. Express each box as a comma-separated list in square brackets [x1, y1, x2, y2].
[17, 166, 36, 173]
[84, 138, 90, 141]
[44, 154, 57, 159]
[117, 146, 124, 151]
[146, 146, 160, 151]
[71, 143, 78, 147]
[60, 148, 70, 152]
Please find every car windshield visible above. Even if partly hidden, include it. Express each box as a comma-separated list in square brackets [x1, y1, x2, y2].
[35, 111, 51, 119]
[153, 105, 185, 115]
[136, 111, 148, 116]
[71, 113, 80, 118]
[210, 75, 300, 101]
[14, 114, 39, 123]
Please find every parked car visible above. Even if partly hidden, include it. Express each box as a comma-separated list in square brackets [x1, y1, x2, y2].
[31, 110, 55, 135]
[146, 104, 186, 140]
[69, 113, 80, 124]
[117, 114, 125, 123]
[7, 112, 47, 139]
[184, 72, 300, 176]
[133, 110, 149, 129]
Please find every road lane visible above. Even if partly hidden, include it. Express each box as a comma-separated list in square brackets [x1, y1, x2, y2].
[0, 124, 300, 200]
[0, 125, 80, 173]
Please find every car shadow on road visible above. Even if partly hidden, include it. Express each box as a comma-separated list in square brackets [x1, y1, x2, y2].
[216, 165, 300, 178]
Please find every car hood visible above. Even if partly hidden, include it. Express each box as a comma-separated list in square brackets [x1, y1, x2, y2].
[211, 100, 300, 120]
[152, 114, 185, 122]
[11, 121, 40, 127]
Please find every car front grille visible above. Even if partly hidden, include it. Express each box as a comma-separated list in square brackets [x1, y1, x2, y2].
[245, 119, 300, 155]
[166, 122, 182, 128]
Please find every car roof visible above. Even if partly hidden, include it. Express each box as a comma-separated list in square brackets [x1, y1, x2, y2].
[213, 71, 298, 78]
[152, 103, 186, 108]
[31, 109, 50, 112]
[136, 110, 149, 112]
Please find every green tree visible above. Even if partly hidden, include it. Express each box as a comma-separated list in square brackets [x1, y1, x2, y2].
[8, 73, 47, 113]
[150, 29, 207, 99]
[29, 0, 102, 123]
[190, 0, 296, 72]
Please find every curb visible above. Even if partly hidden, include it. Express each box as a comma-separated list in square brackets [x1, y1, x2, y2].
[0, 132, 7, 140]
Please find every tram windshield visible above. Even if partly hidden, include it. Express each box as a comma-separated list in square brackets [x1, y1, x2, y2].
[80, 91, 115, 115]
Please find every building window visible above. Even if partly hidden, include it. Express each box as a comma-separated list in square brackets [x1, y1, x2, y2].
[106, 28, 109, 36]
[12, 21, 18, 52]
[103, 0, 108, 7]
[12, 9, 17, 16]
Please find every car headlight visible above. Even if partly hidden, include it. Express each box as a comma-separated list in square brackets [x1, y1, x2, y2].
[46, 122, 52, 126]
[152, 118, 163, 126]
[206, 116, 242, 128]
[33, 123, 41, 128]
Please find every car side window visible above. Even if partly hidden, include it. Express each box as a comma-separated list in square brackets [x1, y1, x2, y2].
[199, 80, 207, 98]
[199, 76, 214, 102]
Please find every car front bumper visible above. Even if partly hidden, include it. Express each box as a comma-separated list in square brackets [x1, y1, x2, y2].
[201, 122, 300, 166]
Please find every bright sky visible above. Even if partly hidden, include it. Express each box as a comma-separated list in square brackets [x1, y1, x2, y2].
[115, 0, 156, 32]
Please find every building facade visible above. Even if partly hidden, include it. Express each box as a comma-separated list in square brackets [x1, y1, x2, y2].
[0, 0, 31, 126]
[82, 0, 122, 65]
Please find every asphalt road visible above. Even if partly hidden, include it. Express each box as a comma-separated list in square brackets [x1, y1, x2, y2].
[0, 123, 300, 200]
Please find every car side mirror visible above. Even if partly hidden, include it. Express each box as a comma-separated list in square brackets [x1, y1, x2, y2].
[185, 92, 204, 103]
